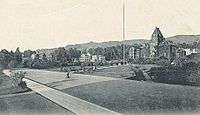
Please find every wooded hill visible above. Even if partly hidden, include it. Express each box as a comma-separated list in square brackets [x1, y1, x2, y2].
[37, 35, 200, 54]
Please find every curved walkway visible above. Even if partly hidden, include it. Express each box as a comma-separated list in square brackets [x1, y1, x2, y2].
[3, 69, 122, 115]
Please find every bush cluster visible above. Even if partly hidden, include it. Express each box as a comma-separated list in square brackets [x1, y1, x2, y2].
[148, 62, 200, 86]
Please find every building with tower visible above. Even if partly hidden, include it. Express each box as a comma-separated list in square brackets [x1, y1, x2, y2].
[150, 27, 166, 57]
[149, 27, 177, 62]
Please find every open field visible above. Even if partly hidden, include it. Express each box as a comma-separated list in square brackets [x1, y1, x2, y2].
[63, 79, 200, 114]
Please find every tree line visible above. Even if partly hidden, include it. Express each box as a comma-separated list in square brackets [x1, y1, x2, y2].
[0, 44, 134, 69]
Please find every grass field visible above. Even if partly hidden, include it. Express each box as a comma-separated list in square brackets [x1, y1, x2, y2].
[63, 79, 200, 114]
[0, 93, 74, 114]
[81, 64, 159, 78]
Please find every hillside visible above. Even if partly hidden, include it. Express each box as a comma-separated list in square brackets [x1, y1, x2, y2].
[36, 39, 149, 54]
[64, 39, 149, 50]
[167, 35, 200, 44]
[36, 35, 200, 55]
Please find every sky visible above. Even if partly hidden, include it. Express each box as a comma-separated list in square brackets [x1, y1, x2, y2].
[0, 0, 200, 51]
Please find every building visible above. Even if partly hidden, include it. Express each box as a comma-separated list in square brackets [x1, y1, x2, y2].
[150, 27, 166, 57]
[129, 47, 135, 59]
[176, 49, 186, 58]
[156, 41, 177, 62]
[80, 53, 91, 62]
[128, 46, 141, 60]
[135, 48, 142, 59]
[31, 52, 37, 60]
[149, 27, 177, 62]
[184, 48, 198, 56]
[141, 43, 150, 59]
[91, 55, 105, 63]
[129, 43, 150, 61]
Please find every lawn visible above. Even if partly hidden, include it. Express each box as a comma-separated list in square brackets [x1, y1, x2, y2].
[62, 79, 200, 114]
[81, 64, 159, 78]
[0, 92, 74, 114]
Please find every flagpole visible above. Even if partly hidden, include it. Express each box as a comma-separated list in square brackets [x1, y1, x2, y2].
[122, 0, 126, 64]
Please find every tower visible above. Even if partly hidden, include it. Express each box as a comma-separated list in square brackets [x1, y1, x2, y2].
[150, 27, 165, 57]
[151, 27, 165, 45]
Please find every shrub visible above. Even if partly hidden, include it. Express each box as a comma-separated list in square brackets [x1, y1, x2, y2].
[129, 66, 147, 81]
[148, 62, 200, 86]
[10, 71, 27, 88]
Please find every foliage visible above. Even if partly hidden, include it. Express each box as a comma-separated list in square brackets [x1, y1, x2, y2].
[51, 47, 81, 67]
[148, 62, 200, 86]
[31, 54, 49, 69]
[129, 65, 146, 81]
[10, 71, 27, 88]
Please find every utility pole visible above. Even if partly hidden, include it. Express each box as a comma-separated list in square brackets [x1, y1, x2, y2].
[122, 0, 126, 64]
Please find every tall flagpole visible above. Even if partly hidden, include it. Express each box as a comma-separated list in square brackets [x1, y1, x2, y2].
[122, 0, 126, 64]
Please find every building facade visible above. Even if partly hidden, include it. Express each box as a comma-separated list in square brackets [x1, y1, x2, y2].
[91, 55, 105, 63]
[156, 41, 177, 62]
[184, 48, 198, 56]
[129, 47, 135, 59]
[149, 27, 177, 62]
[129, 44, 150, 60]
[150, 27, 166, 57]
[80, 53, 91, 62]
[176, 49, 186, 58]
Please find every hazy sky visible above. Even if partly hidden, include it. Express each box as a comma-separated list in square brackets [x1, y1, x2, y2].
[0, 0, 200, 51]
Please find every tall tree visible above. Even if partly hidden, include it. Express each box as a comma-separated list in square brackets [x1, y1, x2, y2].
[0, 49, 13, 68]
[14, 47, 22, 64]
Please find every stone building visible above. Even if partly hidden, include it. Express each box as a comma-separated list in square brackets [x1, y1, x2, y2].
[135, 48, 142, 59]
[156, 41, 177, 62]
[128, 46, 142, 60]
[176, 48, 186, 58]
[129, 44, 150, 60]
[150, 27, 177, 62]
[150, 27, 166, 57]
[141, 43, 150, 59]
[129, 47, 135, 59]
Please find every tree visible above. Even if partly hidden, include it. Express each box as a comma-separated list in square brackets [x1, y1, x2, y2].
[53, 47, 67, 63]
[68, 48, 81, 62]
[14, 47, 22, 64]
[23, 50, 35, 58]
[94, 47, 104, 55]
[0, 49, 13, 68]
[82, 49, 87, 55]
[31, 54, 49, 69]
[42, 53, 48, 62]
[41, 53, 49, 67]
[88, 48, 95, 55]
[11, 71, 27, 88]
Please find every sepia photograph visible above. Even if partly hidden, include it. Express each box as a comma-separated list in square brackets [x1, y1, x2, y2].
[0, 0, 200, 115]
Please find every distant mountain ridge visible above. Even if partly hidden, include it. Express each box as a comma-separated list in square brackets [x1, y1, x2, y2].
[36, 35, 200, 54]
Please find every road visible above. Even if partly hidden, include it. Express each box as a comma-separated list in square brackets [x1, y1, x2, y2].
[3, 69, 121, 115]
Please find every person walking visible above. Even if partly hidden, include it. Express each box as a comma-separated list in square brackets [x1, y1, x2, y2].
[66, 69, 71, 78]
